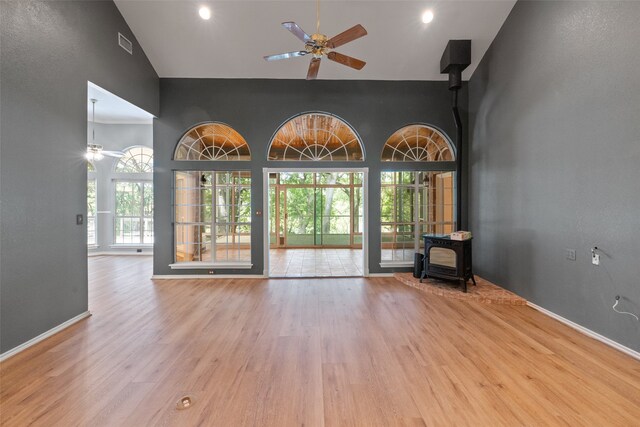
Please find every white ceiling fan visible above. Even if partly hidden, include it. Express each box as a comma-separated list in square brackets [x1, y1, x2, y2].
[87, 99, 125, 161]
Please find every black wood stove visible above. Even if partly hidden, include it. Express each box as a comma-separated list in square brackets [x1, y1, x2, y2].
[420, 234, 476, 292]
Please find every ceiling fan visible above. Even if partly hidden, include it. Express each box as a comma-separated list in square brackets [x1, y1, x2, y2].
[87, 99, 124, 161]
[263, 0, 367, 80]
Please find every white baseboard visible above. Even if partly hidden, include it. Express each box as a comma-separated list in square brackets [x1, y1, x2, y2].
[368, 273, 395, 277]
[152, 274, 266, 280]
[527, 302, 640, 361]
[0, 311, 92, 362]
[89, 251, 152, 257]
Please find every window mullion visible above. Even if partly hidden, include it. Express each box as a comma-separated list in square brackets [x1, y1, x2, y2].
[212, 172, 217, 263]
[140, 181, 145, 244]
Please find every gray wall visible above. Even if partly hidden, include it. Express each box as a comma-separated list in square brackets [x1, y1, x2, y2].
[469, 1, 640, 351]
[155, 79, 468, 276]
[88, 123, 153, 254]
[0, 1, 158, 353]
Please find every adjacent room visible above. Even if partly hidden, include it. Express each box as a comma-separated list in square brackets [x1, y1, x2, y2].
[1, 1, 639, 426]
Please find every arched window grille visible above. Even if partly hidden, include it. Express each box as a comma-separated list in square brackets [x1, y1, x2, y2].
[268, 113, 364, 161]
[115, 146, 154, 172]
[174, 122, 251, 161]
[381, 124, 454, 162]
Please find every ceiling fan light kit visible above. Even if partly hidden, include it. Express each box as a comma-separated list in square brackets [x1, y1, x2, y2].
[263, 0, 367, 80]
[86, 143, 104, 161]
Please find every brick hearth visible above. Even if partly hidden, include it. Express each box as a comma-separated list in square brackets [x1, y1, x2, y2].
[394, 273, 526, 305]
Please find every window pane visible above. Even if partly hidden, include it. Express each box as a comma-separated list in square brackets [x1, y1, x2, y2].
[317, 172, 350, 185]
[380, 186, 395, 223]
[174, 171, 251, 265]
[279, 172, 313, 185]
[380, 171, 456, 263]
[87, 181, 97, 216]
[87, 179, 97, 245]
[143, 183, 154, 217]
[115, 180, 153, 244]
[115, 182, 142, 216]
[87, 217, 96, 245]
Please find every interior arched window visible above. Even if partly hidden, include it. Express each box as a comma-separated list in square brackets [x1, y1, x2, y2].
[174, 122, 251, 161]
[381, 124, 454, 162]
[115, 146, 154, 172]
[268, 113, 364, 161]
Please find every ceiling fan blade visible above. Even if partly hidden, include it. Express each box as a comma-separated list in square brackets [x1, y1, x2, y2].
[327, 51, 366, 70]
[102, 150, 125, 158]
[282, 22, 311, 43]
[326, 24, 367, 49]
[263, 51, 308, 61]
[306, 58, 321, 80]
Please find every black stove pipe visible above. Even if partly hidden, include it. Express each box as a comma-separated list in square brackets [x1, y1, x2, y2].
[451, 90, 463, 231]
[440, 40, 471, 231]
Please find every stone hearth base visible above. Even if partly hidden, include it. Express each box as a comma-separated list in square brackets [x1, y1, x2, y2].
[393, 273, 526, 305]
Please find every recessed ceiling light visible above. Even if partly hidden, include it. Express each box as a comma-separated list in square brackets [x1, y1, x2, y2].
[199, 6, 211, 20]
[422, 10, 434, 24]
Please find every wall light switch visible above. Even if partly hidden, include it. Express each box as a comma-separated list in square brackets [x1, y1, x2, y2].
[592, 253, 600, 266]
[76, 214, 83, 225]
[565, 249, 576, 261]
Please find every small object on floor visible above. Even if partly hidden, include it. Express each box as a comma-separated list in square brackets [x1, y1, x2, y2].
[176, 395, 194, 410]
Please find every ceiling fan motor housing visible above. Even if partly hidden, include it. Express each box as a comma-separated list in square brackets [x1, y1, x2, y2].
[306, 34, 329, 58]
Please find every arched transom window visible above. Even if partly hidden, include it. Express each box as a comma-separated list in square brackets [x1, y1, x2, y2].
[115, 146, 154, 172]
[382, 124, 454, 162]
[174, 122, 251, 161]
[268, 113, 364, 161]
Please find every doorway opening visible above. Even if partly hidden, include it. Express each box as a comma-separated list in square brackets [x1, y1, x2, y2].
[86, 81, 155, 311]
[265, 169, 368, 277]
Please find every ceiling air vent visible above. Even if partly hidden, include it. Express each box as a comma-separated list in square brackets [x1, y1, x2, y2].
[118, 32, 133, 55]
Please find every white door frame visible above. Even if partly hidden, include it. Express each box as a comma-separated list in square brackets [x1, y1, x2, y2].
[263, 167, 369, 277]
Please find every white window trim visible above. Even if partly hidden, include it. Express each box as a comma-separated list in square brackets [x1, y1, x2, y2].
[169, 262, 253, 270]
[379, 261, 413, 268]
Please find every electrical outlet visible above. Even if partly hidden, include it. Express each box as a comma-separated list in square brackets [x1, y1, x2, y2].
[565, 249, 576, 261]
[592, 253, 600, 266]
[208, 269, 215, 274]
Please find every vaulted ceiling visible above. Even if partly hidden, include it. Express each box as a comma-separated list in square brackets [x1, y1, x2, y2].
[114, 0, 516, 80]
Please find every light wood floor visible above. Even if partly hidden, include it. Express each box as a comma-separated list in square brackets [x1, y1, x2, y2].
[1, 256, 639, 426]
